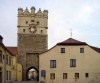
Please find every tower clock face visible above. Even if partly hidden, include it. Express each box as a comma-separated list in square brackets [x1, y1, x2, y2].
[29, 26, 37, 33]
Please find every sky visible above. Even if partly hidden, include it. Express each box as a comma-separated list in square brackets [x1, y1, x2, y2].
[0, 0, 100, 49]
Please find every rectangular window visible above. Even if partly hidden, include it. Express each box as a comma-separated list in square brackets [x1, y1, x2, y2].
[50, 60, 56, 68]
[80, 48, 84, 53]
[6, 55, 8, 64]
[23, 29, 25, 32]
[9, 71, 11, 80]
[61, 48, 65, 53]
[37, 21, 40, 24]
[85, 73, 89, 78]
[6, 71, 8, 80]
[50, 73, 55, 80]
[0, 50, 2, 62]
[9, 57, 11, 65]
[63, 73, 67, 79]
[70, 59, 76, 67]
[41, 70, 46, 77]
[75, 73, 79, 79]
[26, 21, 28, 24]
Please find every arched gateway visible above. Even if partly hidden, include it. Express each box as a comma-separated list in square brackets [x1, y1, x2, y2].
[17, 6, 48, 80]
[26, 66, 39, 81]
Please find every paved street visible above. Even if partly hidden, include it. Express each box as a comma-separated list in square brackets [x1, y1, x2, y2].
[13, 81, 38, 83]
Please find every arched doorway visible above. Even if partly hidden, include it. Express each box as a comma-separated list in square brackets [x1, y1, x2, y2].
[26, 66, 39, 81]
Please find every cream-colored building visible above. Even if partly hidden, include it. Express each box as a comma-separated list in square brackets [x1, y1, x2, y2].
[39, 38, 100, 83]
[6, 47, 22, 81]
[0, 35, 14, 83]
[0, 35, 22, 83]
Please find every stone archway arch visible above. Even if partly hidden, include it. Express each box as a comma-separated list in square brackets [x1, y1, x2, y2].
[26, 66, 39, 81]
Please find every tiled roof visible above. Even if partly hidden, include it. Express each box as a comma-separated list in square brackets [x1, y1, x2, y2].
[57, 38, 87, 45]
[90, 46, 100, 53]
[6, 47, 17, 55]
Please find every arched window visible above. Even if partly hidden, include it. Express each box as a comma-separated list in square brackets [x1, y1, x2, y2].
[0, 50, 2, 62]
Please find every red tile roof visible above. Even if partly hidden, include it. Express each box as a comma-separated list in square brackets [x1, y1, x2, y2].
[6, 47, 17, 55]
[90, 46, 100, 53]
[57, 38, 87, 45]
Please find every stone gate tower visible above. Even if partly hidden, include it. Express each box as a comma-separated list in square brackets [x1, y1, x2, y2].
[17, 6, 48, 80]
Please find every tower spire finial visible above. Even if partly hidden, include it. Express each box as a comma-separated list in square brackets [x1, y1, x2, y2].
[68, 29, 72, 38]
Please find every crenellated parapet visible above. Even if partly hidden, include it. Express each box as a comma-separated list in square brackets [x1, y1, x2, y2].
[18, 6, 48, 18]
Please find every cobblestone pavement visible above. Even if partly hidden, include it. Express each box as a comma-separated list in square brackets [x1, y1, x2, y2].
[13, 80, 38, 83]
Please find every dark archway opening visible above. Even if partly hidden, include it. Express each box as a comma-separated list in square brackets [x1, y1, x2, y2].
[26, 66, 39, 81]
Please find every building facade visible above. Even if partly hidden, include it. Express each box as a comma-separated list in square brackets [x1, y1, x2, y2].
[39, 38, 100, 83]
[17, 6, 48, 80]
[0, 35, 14, 83]
[0, 35, 22, 83]
[6, 47, 22, 81]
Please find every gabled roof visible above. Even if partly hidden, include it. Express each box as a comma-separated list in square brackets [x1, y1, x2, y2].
[57, 38, 87, 45]
[0, 42, 14, 56]
[6, 47, 17, 55]
[40, 38, 100, 55]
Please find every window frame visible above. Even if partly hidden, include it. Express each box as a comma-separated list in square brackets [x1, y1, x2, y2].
[50, 73, 55, 80]
[6, 55, 8, 64]
[75, 73, 79, 79]
[63, 73, 67, 79]
[41, 70, 46, 77]
[50, 60, 56, 68]
[61, 48, 65, 53]
[9, 57, 11, 65]
[70, 59, 76, 67]
[80, 48, 84, 53]
[6, 71, 8, 80]
[0, 50, 2, 62]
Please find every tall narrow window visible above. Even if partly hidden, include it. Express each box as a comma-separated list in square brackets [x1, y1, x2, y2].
[61, 48, 65, 53]
[41, 70, 46, 77]
[50, 73, 55, 80]
[37, 21, 39, 24]
[26, 21, 28, 24]
[70, 59, 76, 67]
[9, 57, 11, 65]
[75, 73, 79, 79]
[9, 71, 11, 80]
[6, 71, 8, 80]
[63, 73, 67, 79]
[80, 48, 84, 53]
[50, 60, 56, 68]
[0, 50, 2, 62]
[23, 29, 25, 33]
[6, 55, 8, 64]
[41, 30, 43, 34]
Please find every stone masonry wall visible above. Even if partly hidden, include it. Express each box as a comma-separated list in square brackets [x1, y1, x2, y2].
[17, 34, 48, 80]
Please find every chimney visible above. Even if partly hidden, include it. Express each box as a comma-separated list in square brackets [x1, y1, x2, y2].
[0, 35, 3, 43]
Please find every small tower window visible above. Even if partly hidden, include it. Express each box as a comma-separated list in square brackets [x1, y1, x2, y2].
[26, 21, 28, 24]
[41, 30, 43, 34]
[23, 29, 25, 32]
[37, 21, 39, 25]
[31, 20, 34, 22]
